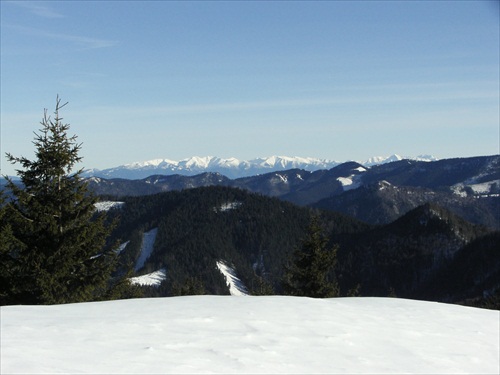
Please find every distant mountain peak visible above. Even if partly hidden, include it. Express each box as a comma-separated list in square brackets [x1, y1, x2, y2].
[82, 154, 439, 180]
[361, 154, 437, 167]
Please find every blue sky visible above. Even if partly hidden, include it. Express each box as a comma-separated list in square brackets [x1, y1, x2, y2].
[1, 1, 499, 175]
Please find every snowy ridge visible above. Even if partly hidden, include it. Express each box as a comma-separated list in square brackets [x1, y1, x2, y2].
[83, 154, 438, 180]
[361, 154, 437, 167]
[1, 296, 498, 374]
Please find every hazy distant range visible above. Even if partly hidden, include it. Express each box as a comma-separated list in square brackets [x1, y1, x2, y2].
[83, 154, 437, 180]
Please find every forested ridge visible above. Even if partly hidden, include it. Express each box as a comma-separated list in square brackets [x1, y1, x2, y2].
[107, 186, 369, 296]
[104, 186, 499, 308]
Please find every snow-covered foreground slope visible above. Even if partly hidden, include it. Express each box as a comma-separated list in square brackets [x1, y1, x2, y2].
[1, 297, 498, 374]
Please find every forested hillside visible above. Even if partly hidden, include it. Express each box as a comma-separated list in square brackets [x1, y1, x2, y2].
[104, 186, 499, 307]
[107, 186, 368, 296]
[86, 155, 500, 229]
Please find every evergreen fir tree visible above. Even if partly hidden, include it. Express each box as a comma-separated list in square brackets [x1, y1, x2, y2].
[4, 97, 132, 304]
[283, 216, 339, 298]
[0, 191, 24, 305]
[171, 277, 206, 296]
[250, 276, 275, 296]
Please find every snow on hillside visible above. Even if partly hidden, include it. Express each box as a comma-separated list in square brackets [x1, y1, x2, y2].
[214, 201, 242, 213]
[130, 268, 167, 287]
[337, 175, 362, 191]
[452, 180, 500, 197]
[134, 228, 158, 272]
[1, 296, 498, 374]
[116, 241, 129, 255]
[216, 261, 248, 296]
[94, 201, 125, 212]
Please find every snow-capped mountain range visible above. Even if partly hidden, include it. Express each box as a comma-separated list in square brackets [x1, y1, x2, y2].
[83, 154, 437, 180]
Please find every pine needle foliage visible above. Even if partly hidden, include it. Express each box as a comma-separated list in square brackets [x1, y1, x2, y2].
[0, 191, 24, 304]
[283, 216, 339, 298]
[3, 97, 131, 305]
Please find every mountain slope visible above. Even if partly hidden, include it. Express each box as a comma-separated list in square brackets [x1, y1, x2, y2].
[313, 180, 499, 228]
[100, 186, 498, 304]
[83, 154, 437, 179]
[335, 203, 493, 300]
[84, 155, 342, 179]
[106, 186, 369, 296]
[87, 155, 500, 229]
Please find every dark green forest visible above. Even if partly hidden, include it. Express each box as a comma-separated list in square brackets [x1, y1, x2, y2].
[104, 186, 499, 308]
[107, 186, 368, 296]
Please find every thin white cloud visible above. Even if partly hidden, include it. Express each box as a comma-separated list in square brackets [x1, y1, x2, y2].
[46, 31, 119, 50]
[88, 87, 499, 116]
[8, 1, 64, 19]
[6, 25, 119, 50]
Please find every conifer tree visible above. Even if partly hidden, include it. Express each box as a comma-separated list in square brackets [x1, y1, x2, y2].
[283, 216, 339, 298]
[250, 276, 275, 296]
[0, 191, 23, 304]
[4, 97, 131, 304]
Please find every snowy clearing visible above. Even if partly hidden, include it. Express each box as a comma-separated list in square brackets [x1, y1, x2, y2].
[214, 201, 242, 213]
[134, 228, 158, 272]
[2, 296, 498, 374]
[216, 261, 248, 296]
[94, 201, 125, 212]
[337, 175, 362, 191]
[452, 180, 499, 197]
[130, 268, 167, 287]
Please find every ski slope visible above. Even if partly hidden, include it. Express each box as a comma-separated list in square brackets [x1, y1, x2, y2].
[1, 296, 498, 374]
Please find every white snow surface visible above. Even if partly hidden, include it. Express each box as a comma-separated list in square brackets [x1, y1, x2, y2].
[452, 180, 499, 197]
[1, 296, 498, 374]
[94, 201, 125, 212]
[134, 228, 158, 272]
[362, 154, 437, 167]
[337, 175, 362, 191]
[216, 261, 248, 296]
[214, 201, 242, 212]
[130, 268, 167, 287]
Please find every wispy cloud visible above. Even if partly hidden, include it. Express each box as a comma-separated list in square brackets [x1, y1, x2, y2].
[45, 31, 119, 50]
[6, 25, 119, 50]
[8, 1, 64, 19]
[89, 86, 499, 116]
